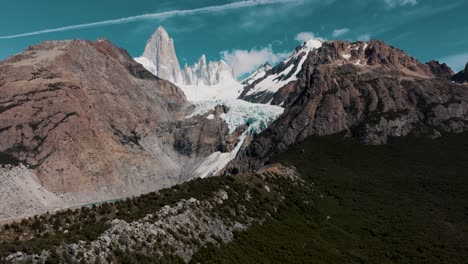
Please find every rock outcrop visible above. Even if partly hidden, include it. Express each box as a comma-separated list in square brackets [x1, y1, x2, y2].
[228, 40, 468, 173]
[425, 60, 454, 80]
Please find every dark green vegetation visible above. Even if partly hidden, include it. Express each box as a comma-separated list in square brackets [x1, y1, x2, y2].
[0, 165, 305, 263]
[1, 133, 467, 263]
[192, 133, 468, 264]
[0, 175, 227, 260]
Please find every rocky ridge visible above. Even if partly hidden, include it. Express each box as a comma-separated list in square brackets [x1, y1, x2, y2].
[228, 40, 468, 173]
[239, 38, 322, 105]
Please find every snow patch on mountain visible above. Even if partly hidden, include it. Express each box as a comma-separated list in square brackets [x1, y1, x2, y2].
[193, 132, 247, 178]
[242, 63, 272, 86]
[244, 62, 298, 97]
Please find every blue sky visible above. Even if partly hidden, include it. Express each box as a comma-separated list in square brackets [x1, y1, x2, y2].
[0, 0, 467, 76]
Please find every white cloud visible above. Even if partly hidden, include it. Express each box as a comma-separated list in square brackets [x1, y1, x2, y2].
[440, 53, 468, 72]
[221, 47, 289, 77]
[295, 32, 326, 43]
[384, 0, 417, 8]
[332, 28, 350, 38]
[0, 0, 297, 40]
[357, 33, 371, 41]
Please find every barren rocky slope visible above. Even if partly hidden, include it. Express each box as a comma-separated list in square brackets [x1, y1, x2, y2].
[0, 39, 245, 219]
[229, 40, 468, 173]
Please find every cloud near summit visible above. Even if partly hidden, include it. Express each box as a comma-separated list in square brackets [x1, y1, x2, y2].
[295, 32, 325, 43]
[221, 47, 289, 77]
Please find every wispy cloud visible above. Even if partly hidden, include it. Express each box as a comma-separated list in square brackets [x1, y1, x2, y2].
[383, 0, 417, 8]
[295, 32, 325, 43]
[221, 46, 289, 77]
[332, 28, 350, 38]
[440, 53, 468, 72]
[0, 0, 296, 40]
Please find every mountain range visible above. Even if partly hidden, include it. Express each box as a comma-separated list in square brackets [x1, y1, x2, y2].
[134, 27, 236, 86]
[0, 26, 467, 264]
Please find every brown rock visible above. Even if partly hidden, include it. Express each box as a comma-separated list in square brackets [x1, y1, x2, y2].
[0, 39, 187, 193]
[228, 40, 468, 173]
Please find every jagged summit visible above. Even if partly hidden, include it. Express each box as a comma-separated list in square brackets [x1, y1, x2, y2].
[135, 26, 236, 87]
[239, 38, 323, 104]
[135, 26, 183, 83]
[182, 54, 236, 86]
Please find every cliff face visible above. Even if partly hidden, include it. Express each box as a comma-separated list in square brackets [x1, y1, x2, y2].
[228, 40, 468, 173]
[136, 26, 183, 83]
[0, 39, 188, 195]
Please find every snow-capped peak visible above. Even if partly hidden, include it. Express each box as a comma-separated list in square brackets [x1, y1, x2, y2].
[239, 40, 322, 105]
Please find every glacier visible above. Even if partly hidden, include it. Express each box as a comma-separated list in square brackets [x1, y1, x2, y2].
[135, 26, 287, 178]
[188, 99, 284, 178]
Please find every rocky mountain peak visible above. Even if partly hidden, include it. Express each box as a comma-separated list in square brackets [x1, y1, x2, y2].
[425, 60, 455, 80]
[0, 38, 188, 197]
[230, 39, 468, 173]
[135, 26, 183, 83]
[239, 39, 322, 105]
